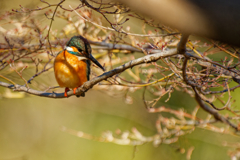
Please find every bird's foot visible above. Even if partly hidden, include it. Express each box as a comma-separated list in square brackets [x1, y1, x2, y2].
[74, 86, 82, 97]
[64, 87, 70, 97]
[73, 87, 78, 95]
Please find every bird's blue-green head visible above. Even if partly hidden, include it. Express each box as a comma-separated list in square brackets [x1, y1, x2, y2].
[65, 36, 105, 71]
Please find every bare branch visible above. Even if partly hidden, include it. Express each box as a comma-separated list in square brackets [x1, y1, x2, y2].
[0, 49, 177, 98]
[193, 87, 238, 131]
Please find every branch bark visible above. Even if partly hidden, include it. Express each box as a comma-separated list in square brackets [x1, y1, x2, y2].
[193, 87, 238, 131]
[0, 48, 177, 98]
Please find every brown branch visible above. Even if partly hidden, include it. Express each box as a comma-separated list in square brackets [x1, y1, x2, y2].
[182, 56, 202, 88]
[188, 52, 240, 77]
[89, 40, 141, 52]
[193, 87, 238, 131]
[13, 0, 82, 12]
[177, 33, 189, 54]
[46, 0, 65, 55]
[148, 106, 198, 120]
[69, 5, 178, 37]
[0, 48, 178, 98]
[27, 66, 53, 84]
[206, 82, 232, 111]
[205, 84, 240, 94]
[0, 40, 153, 54]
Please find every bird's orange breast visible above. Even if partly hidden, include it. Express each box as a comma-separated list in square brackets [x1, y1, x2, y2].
[54, 50, 88, 89]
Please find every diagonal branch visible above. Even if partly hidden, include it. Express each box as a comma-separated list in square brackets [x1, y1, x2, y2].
[193, 87, 238, 131]
[0, 48, 177, 98]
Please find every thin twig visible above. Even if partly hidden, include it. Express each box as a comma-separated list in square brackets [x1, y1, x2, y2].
[46, 0, 65, 55]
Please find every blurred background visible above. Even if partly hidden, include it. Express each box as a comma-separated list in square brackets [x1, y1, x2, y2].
[0, 0, 240, 160]
[2, 74, 239, 160]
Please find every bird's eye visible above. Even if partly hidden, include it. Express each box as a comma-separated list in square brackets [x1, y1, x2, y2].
[77, 48, 83, 52]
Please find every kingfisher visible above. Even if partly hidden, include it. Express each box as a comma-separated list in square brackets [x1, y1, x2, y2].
[54, 35, 105, 97]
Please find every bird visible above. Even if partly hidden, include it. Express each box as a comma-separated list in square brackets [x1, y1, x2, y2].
[54, 35, 105, 97]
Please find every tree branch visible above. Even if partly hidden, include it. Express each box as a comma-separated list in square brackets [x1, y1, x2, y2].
[193, 87, 238, 131]
[177, 33, 239, 131]
[0, 48, 177, 98]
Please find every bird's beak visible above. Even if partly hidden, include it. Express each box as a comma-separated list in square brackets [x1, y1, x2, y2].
[88, 54, 105, 71]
